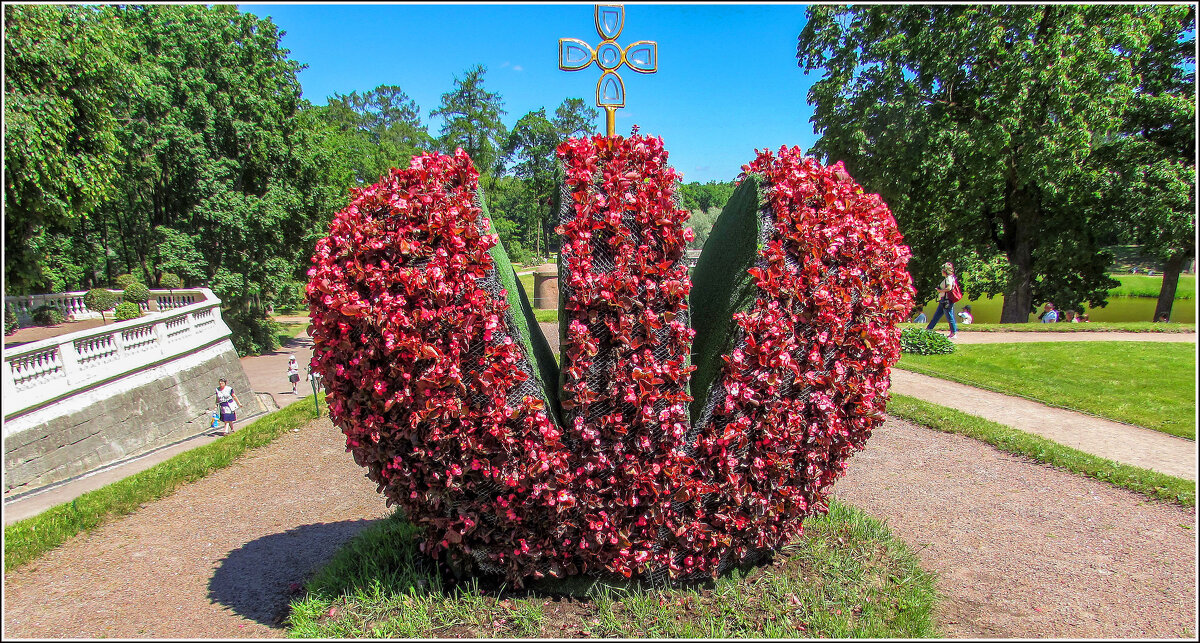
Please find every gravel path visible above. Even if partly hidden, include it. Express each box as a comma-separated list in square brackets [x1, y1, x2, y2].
[890, 369, 1197, 479]
[3, 416, 386, 638]
[833, 417, 1196, 638]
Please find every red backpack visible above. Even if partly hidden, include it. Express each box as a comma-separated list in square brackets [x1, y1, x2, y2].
[949, 278, 963, 303]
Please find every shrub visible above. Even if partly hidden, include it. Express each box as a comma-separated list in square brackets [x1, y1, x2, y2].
[122, 281, 150, 306]
[114, 273, 137, 289]
[504, 238, 534, 266]
[158, 272, 183, 289]
[224, 312, 280, 356]
[4, 307, 18, 335]
[899, 327, 956, 355]
[84, 288, 118, 321]
[31, 305, 64, 326]
[113, 302, 142, 321]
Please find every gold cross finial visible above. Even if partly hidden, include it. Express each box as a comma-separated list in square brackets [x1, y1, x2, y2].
[558, 4, 658, 137]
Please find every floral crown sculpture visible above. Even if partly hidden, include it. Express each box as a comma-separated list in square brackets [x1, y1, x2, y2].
[306, 3, 913, 590]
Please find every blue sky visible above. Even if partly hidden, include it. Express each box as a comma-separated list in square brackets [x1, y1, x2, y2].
[237, 2, 820, 184]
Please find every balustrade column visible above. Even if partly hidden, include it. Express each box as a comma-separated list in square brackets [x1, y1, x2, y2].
[153, 318, 168, 357]
[58, 340, 82, 386]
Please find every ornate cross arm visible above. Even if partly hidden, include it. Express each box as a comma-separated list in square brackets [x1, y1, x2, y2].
[558, 4, 658, 137]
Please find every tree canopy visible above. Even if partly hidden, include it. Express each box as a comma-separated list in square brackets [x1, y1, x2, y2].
[797, 5, 1178, 321]
[430, 64, 507, 175]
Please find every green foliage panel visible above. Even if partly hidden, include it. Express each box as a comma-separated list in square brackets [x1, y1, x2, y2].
[687, 175, 765, 423]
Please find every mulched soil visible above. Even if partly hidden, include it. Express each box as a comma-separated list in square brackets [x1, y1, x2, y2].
[4, 411, 1194, 638]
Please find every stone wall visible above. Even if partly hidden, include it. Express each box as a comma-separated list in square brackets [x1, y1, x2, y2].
[3, 338, 267, 496]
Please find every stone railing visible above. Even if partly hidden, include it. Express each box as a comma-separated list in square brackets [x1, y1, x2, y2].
[4, 288, 205, 324]
[2, 288, 227, 420]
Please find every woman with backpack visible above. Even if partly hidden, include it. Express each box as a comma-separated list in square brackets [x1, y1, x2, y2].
[925, 261, 960, 339]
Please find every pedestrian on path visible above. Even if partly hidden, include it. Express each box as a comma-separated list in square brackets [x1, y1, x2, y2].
[287, 355, 300, 394]
[925, 261, 959, 338]
[1038, 302, 1058, 323]
[214, 378, 242, 436]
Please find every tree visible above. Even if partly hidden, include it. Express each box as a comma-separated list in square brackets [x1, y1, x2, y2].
[4, 4, 127, 294]
[552, 97, 599, 140]
[324, 84, 434, 179]
[502, 108, 561, 258]
[1094, 6, 1194, 321]
[96, 4, 318, 354]
[796, 5, 1162, 320]
[430, 64, 507, 175]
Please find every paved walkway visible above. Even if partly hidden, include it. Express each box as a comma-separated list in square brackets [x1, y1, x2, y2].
[889, 369, 1197, 479]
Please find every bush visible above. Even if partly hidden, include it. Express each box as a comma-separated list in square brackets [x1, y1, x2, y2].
[122, 281, 150, 305]
[158, 272, 183, 289]
[31, 305, 64, 326]
[4, 307, 18, 335]
[505, 238, 534, 266]
[113, 302, 143, 321]
[900, 327, 956, 355]
[114, 273, 137, 289]
[224, 312, 280, 356]
[84, 288, 118, 318]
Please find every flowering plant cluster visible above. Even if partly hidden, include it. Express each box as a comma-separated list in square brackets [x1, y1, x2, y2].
[674, 147, 914, 576]
[306, 149, 580, 582]
[307, 140, 913, 588]
[555, 133, 696, 579]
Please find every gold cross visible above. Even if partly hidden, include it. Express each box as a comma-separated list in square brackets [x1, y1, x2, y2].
[558, 4, 658, 137]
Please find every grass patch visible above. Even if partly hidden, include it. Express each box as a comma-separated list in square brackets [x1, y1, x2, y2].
[897, 342, 1196, 439]
[1108, 273, 1195, 299]
[286, 502, 938, 638]
[901, 321, 1195, 333]
[276, 322, 307, 347]
[4, 393, 328, 570]
[887, 394, 1195, 507]
[515, 272, 559, 323]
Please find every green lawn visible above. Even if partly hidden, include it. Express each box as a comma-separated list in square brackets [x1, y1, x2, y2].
[275, 322, 307, 348]
[286, 502, 937, 638]
[900, 322, 1195, 333]
[897, 342, 1196, 439]
[1109, 273, 1195, 299]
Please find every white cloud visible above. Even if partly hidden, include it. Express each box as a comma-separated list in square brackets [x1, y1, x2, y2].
[512, 65, 524, 72]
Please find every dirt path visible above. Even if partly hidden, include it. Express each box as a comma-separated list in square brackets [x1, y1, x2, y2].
[890, 369, 1197, 479]
[2, 416, 386, 638]
[833, 417, 1196, 638]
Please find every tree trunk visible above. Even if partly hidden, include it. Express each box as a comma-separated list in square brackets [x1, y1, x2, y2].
[1153, 251, 1188, 321]
[999, 185, 1039, 323]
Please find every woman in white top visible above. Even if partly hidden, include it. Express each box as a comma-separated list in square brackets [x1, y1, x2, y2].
[287, 355, 300, 394]
[215, 378, 243, 436]
[925, 261, 958, 338]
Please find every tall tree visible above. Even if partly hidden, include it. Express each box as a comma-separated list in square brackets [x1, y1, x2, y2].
[502, 108, 561, 258]
[97, 4, 316, 352]
[1094, 6, 1194, 321]
[552, 97, 599, 140]
[325, 84, 434, 178]
[796, 5, 1161, 320]
[4, 4, 127, 293]
[430, 64, 507, 175]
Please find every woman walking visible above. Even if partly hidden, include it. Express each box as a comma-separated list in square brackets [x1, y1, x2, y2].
[214, 377, 242, 436]
[287, 355, 300, 394]
[925, 261, 959, 339]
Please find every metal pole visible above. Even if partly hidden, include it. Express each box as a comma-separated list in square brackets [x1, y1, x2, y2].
[310, 368, 320, 416]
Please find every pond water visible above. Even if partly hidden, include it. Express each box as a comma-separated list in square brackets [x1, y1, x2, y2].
[918, 295, 1196, 324]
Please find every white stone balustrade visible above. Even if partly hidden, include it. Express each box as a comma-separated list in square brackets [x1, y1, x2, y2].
[3, 289, 228, 421]
[4, 289, 205, 324]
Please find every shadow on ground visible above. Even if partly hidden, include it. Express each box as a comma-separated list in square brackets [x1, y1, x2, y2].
[208, 519, 382, 628]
